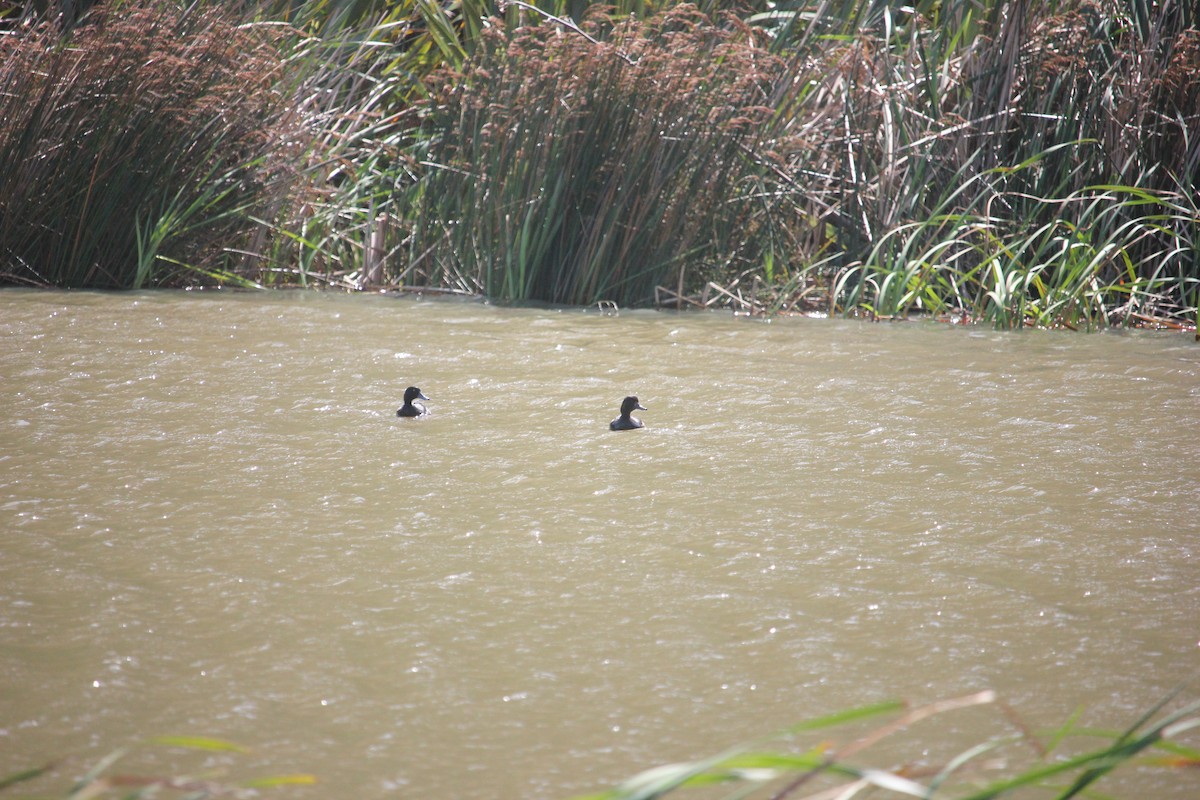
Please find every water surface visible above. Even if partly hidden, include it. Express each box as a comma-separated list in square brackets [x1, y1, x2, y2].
[2, 290, 1198, 798]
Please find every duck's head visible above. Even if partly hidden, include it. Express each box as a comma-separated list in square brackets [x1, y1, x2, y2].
[404, 386, 430, 403]
[621, 396, 646, 415]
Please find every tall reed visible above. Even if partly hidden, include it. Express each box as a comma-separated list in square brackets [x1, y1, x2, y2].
[0, 1, 287, 288]
[2, 0, 1195, 330]
[405, 5, 790, 306]
[752, 0, 1199, 326]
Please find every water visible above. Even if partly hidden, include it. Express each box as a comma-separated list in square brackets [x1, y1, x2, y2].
[2, 289, 1198, 798]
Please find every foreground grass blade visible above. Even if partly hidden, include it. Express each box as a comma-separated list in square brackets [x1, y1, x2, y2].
[0, 763, 54, 792]
[145, 736, 250, 753]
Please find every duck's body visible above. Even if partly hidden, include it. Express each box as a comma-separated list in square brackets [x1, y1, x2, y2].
[396, 386, 430, 417]
[609, 396, 646, 431]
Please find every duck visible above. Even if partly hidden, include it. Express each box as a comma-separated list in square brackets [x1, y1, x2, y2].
[609, 396, 646, 431]
[396, 386, 430, 417]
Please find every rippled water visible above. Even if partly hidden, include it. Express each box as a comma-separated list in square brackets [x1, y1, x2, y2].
[2, 290, 1198, 798]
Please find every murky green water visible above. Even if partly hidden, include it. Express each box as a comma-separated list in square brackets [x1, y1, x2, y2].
[2, 290, 1198, 798]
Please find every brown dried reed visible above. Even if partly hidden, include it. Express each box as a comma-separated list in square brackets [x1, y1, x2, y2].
[0, 1, 288, 287]
[408, 4, 795, 305]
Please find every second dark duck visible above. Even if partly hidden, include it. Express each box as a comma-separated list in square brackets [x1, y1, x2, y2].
[609, 396, 647, 431]
[397, 386, 430, 417]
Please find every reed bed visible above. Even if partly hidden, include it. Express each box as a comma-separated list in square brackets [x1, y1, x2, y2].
[407, 5, 785, 305]
[714, 0, 1200, 328]
[0, 1, 290, 288]
[0, 0, 1196, 331]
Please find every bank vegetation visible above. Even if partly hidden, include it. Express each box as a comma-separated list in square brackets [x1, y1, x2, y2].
[3, 689, 1198, 799]
[1, 0, 1197, 331]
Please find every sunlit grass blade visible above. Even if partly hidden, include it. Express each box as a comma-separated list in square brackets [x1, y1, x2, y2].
[146, 736, 250, 753]
[240, 773, 320, 787]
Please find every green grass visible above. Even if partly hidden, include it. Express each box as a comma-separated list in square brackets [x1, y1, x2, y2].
[578, 689, 1200, 800]
[3, 691, 1196, 799]
[825, 170, 1200, 329]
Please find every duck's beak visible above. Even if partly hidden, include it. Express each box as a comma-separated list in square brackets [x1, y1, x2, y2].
[418, 391, 430, 400]
[636, 402, 647, 410]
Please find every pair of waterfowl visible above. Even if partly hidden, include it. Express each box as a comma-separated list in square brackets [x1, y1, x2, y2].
[396, 387, 647, 431]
